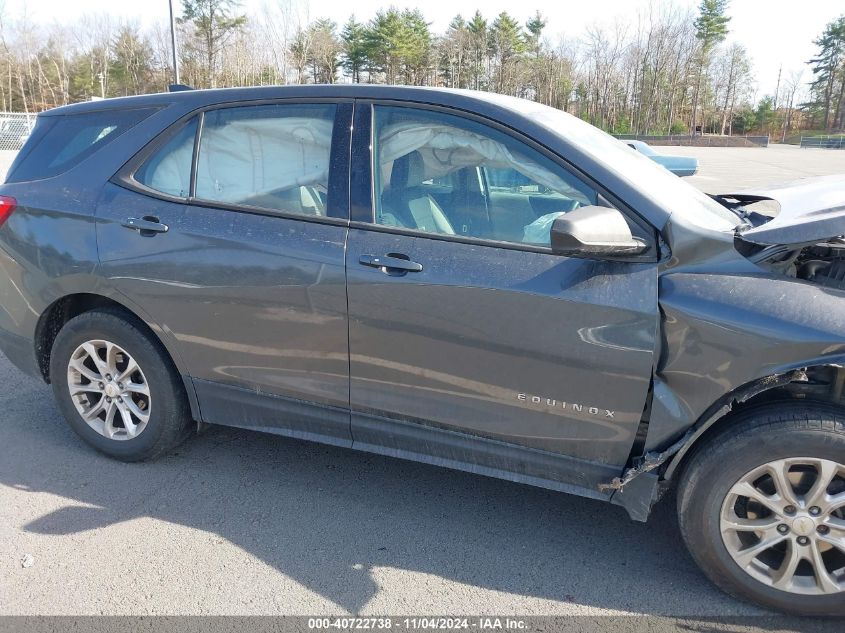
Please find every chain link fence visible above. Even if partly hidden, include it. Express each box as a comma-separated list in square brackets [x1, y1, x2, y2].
[615, 134, 769, 147]
[0, 112, 36, 150]
[800, 135, 845, 149]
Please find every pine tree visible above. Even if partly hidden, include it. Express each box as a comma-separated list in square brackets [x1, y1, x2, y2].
[438, 15, 468, 88]
[525, 11, 546, 58]
[400, 9, 432, 85]
[307, 19, 341, 84]
[690, 0, 731, 133]
[362, 8, 431, 85]
[694, 0, 731, 53]
[467, 11, 488, 90]
[808, 16, 845, 130]
[109, 26, 155, 96]
[524, 11, 547, 102]
[489, 12, 524, 95]
[363, 9, 404, 84]
[341, 16, 367, 83]
[180, 0, 246, 88]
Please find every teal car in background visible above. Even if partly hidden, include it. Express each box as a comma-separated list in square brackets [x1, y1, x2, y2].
[625, 139, 699, 177]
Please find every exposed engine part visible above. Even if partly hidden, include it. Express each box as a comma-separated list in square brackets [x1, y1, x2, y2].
[747, 239, 845, 290]
[800, 257, 845, 290]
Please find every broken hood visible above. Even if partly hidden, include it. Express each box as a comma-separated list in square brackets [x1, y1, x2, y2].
[727, 175, 845, 246]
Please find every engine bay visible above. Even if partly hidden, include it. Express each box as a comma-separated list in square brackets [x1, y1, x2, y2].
[714, 193, 845, 291]
[739, 238, 845, 290]
[795, 242, 845, 289]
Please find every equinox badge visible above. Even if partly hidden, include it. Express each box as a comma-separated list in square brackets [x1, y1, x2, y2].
[517, 393, 615, 418]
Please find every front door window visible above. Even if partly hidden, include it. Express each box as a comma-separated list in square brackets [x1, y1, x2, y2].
[373, 105, 601, 246]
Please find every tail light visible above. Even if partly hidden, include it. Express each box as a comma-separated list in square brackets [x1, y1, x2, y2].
[0, 195, 16, 226]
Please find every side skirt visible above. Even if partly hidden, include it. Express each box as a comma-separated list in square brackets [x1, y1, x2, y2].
[351, 412, 617, 504]
[191, 380, 659, 519]
[193, 379, 353, 448]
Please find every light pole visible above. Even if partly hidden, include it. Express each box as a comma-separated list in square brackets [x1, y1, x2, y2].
[169, 0, 181, 85]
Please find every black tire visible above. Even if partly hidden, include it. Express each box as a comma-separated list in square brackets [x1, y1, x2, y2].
[677, 402, 845, 616]
[49, 308, 192, 461]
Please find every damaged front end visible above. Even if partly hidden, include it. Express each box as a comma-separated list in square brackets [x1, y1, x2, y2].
[604, 370, 809, 520]
[607, 364, 845, 521]
[605, 175, 845, 522]
[722, 175, 845, 289]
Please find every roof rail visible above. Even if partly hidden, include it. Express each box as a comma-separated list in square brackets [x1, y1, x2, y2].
[168, 84, 194, 92]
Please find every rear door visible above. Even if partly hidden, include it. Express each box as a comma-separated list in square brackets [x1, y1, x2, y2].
[96, 100, 353, 445]
[346, 103, 659, 470]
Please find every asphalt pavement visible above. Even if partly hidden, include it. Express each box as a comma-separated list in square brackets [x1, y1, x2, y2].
[658, 143, 845, 191]
[0, 353, 771, 618]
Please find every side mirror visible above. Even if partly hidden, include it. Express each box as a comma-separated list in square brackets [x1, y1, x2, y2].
[550, 205, 647, 258]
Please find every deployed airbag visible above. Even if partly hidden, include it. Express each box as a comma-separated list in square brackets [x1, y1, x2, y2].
[195, 117, 333, 203]
[379, 122, 588, 202]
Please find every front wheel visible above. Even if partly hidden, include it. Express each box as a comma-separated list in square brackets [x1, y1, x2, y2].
[677, 403, 845, 616]
[50, 309, 192, 461]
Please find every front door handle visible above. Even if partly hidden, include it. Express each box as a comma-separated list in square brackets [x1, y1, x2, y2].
[359, 254, 423, 273]
[122, 216, 169, 236]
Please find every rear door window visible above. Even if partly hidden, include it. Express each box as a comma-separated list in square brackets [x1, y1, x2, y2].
[194, 103, 336, 217]
[6, 107, 157, 183]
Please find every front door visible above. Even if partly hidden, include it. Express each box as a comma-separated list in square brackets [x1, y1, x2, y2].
[96, 101, 353, 445]
[346, 104, 658, 468]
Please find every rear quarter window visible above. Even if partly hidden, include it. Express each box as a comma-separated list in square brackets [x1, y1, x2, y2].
[133, 117, 198, 198]
[5, 107, 157, 183]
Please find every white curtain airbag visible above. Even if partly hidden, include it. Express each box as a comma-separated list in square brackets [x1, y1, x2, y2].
[196, 117, 333, 203]
[379, 123, 586, 201]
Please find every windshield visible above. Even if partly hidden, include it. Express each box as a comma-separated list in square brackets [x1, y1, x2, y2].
[478, 93, 740, 232]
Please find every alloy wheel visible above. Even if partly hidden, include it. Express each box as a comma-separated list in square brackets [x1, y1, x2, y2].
[720, 457, 845, 595]
[66, 339, 151, 440]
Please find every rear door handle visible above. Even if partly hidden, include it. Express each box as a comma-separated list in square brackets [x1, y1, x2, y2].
[122, 216, 169, 235]
[359, 254, 423, 273]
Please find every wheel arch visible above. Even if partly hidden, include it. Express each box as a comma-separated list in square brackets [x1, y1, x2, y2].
[663, 363, 845, 483]
[609, 363, 845, 520]
[33, 292, 200, 422]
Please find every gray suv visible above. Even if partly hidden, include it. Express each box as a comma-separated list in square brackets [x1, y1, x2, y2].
[0, 86, 843, 616]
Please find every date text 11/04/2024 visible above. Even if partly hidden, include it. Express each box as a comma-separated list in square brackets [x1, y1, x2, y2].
[307, 617, 529, 630]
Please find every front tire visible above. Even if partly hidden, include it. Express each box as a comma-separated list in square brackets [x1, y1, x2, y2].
[677, 403, 845, 616]
[50, 309, 192, 461]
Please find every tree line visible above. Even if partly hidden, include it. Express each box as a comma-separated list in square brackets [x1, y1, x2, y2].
[0, 0, 842, 137]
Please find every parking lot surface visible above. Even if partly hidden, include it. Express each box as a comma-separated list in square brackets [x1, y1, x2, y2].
[659, 143, 845, 191]
[1, 144, 844, 622]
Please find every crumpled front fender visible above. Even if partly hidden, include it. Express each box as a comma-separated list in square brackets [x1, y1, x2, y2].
[605, 270, 845, 518]
[653, 271, 845, 442]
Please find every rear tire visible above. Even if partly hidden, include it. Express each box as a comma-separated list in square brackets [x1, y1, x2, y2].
[677, 403, 845, 616]
[49, 309, 192, 461]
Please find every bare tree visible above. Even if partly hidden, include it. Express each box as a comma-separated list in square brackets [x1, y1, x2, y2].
[0, 2, 825, 138]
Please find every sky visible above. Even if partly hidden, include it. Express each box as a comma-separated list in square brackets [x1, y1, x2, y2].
[4, 0, 844, 97]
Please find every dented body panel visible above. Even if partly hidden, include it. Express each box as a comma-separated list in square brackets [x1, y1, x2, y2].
[609, 204, 845, 502]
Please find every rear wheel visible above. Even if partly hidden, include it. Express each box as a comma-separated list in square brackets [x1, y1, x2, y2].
[677, 403, 845, 615]
[50, 309, 192, 461]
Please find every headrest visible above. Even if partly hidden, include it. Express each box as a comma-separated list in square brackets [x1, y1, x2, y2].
[391, 151, 426, 189]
